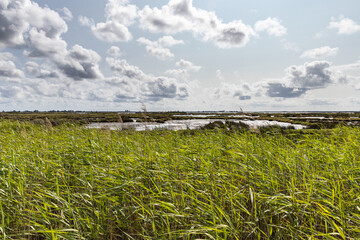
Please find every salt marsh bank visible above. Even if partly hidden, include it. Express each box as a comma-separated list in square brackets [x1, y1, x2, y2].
[86, 119, 307, 131]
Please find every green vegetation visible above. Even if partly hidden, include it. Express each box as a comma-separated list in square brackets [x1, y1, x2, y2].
[1, 121, 360, 239]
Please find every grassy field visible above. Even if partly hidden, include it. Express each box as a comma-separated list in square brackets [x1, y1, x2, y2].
[0, 121, 360, 239]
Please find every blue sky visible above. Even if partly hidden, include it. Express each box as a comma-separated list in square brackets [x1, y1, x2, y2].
[1, 0, 360, 111]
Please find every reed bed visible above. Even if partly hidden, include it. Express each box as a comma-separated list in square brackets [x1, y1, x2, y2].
[0, 121, 359, 239]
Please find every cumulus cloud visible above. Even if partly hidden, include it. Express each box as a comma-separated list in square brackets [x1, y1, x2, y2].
[0, 85, 28, 99]
[0, 0, 67, 49]
[106, 56, 189, 101]
[106, 57, 144, 79]
[59, 7, 73, 21]
[138, 39, 174, 60]
[137, 36, 183, 60]
[146, 77, 178, 100]
[78, 15, 94, 27]
[166, 58, 201, 79]
[329, 16, 360, 35]
[165, 69, 189, 79]
[222, 60, 341, 100]
[265, 61, 344, 98]
[81, 0, 137, 42]
[92, 21, 132, 42]
[158, 35, 184, 47]
[175, 59, 201, 71]
[284, 61, 334, 89]
[25, 28, 68, 58]
[254, 17, 287, 37]
[0, 0, 103, 81]
[25, 61, 59, 79]
[266, 83, 307, 98]
[26, 31, 103, 80]
[107, 46, 122, 57]
[211, 61, 349, 101]
[213, 82, 256, 101]
[300, 46, 339, 59]
[54, 44, 103, 80]
[333, 60, 360, 90]
[138, 0, 254, 48]
[0, 52, 24, 78]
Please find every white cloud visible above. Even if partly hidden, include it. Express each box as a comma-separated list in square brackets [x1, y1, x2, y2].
[300, 46, 339, 59]
[165, 69, 188, 79]
[213, 82, 257, 101]
[254, 17, 287, 37]
[175, 59, 201, 71]
[158, 35, 184, 47]
[107, 46, 122, 57]
[60, 7, 73, 21]
[211, 61, 350, 101]
[329, 16, 360, 35]
[56, 44, 103, 80]
[334, 60, 360, 72]
[165, 59, 200, 80]
[25, 29, 103, 80]
[0, 52, 15, 61]
[0, 85, 28, 99]
[0, 0, 104, 81]
[0, 52, 24, 78]
[138, 0, 254, 48]
[82, 0, 137, 42]
[216, 69, 224, 81]
[145, 46, 174, 60]
[284, 61, 335, 89]
[138, 3, 191, 34]
[333, 60, 360, 90]
[350, 76, 360, 90]
[25, 61, 59, 79]
[78, 15, 94, 27]
[264, 61, 346, 98]
[106, 56, 189, 101]
[106, 57, 144, 79]
[91, 21, 132, 42]
[0, 0, 67, 49]
[25, 28, 68, 58]
[137, 36, 183, 60]
[106, 0, 138, 25]
[0, 1, 190, 105]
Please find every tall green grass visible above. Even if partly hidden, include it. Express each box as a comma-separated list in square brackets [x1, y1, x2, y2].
[0, 121, 360, 239]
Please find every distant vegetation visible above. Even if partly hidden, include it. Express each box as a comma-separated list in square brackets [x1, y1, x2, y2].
[0, 120, 360, 239]
[0, 111, 359, 129]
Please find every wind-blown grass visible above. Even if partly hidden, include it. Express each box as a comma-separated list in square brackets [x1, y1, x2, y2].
[0, 121, 359, 239]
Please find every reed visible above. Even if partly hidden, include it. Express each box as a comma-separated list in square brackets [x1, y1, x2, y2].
[0, 120, 359, 239]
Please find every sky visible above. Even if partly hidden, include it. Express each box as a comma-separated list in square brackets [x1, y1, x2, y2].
[1, 0, 360, 112]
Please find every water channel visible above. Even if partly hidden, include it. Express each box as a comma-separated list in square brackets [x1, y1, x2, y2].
[87, 119, 307, 131]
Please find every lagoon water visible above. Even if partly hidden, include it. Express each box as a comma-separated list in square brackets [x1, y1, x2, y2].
[86, 119, 306, 131]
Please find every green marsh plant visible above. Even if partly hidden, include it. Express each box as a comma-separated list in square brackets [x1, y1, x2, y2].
[0, 121, 359, 239]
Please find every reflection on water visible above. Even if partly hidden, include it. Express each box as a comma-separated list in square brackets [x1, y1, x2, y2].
[86, 119, 306, 131]
[173, 114, 217, 118]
